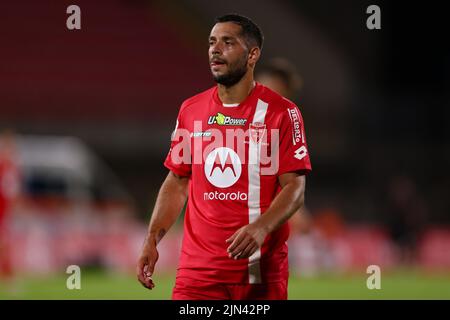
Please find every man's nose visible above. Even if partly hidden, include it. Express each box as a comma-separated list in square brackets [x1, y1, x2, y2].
[210, 43, 222, 55]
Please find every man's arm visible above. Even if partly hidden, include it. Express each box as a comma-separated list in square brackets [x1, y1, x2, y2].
[226, 172, 306, 259]
[136, 171, 189, 289]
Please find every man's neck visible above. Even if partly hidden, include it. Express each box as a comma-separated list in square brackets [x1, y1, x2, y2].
[217, 72, 255, 105]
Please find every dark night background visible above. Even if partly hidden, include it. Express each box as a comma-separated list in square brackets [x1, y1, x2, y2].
[1, 0, 448, 223]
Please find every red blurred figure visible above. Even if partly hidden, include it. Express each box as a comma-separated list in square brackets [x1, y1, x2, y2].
[313, 208, 346, 240]
[0, 130, 21, 280]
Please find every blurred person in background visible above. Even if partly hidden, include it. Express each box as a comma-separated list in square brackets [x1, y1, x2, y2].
[256, 58, 334, 275]
[255, 57, 303, 101]
[137, 14, 312, 300]
[386, 175, 428, 265]
[255, 57, 308, 234]
[0, 130, 21, 282]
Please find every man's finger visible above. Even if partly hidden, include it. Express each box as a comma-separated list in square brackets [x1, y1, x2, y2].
[144, 276, 155, 289]
[227, 231, 244, 253]
[137, 256, 157, 290]
[145, 263, 152, 276]
[146, 256, 158, 276]
[227, 231, 249, 255]
[225, 230, 239, 244]
[136, 259, 147, 284]
[235, 241, 253, 259]
[139, 277, 154, 290]
[238, 242, 258, 259]
[229, 236, 251, 258]
[139, 266, 155, 290]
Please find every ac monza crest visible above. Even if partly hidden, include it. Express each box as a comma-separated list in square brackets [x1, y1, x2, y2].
[249, 122, 266, 144]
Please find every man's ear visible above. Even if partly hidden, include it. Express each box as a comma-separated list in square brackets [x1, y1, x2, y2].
[248, 47, 261, 67]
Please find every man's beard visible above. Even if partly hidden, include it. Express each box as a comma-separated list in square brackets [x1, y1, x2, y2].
[212, 58, 248, 87]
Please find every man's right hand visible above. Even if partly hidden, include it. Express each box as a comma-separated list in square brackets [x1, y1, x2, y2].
[136, 171, 188, 290]
[136, 239, 159, 290]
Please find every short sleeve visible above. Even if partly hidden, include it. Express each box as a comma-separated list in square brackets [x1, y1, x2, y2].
[277, 105, 312, 176]
[163, 104, 192, 177]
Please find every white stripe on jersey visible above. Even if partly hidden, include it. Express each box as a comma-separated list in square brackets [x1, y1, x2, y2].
[248, 98, 268, 284]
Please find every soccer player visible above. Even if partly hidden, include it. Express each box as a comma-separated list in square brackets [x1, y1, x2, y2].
[137, 14, 312, 300]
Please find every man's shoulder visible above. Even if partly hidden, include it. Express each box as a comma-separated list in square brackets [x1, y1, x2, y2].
[179, 86, 216, 114]
[256, 83, 298, 114]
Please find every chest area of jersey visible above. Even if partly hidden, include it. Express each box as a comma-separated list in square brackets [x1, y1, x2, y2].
[186, 99, 275, 143]
[186, 101, 280, 189]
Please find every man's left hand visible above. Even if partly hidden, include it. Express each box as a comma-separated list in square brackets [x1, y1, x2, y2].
[225, 223, 268, 259]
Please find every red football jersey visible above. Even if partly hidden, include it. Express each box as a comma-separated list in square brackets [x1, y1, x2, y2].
[164, 82, 312, 284]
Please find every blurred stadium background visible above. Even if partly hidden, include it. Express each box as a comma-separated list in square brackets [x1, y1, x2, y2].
[1, 0, 449, 299]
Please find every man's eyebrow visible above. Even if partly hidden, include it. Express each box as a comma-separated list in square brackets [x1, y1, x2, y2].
[208, 35, 237, 41]
[221, 36, 236, 41]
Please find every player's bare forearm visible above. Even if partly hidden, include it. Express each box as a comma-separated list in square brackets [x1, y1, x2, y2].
[256, 172, 306, 233]
[226, 172, 305, 259]
[137, 171, 188, 289]
[146, 171, 189, 245]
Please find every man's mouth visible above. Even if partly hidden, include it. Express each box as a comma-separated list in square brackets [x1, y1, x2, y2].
[210, 59, 226, 67]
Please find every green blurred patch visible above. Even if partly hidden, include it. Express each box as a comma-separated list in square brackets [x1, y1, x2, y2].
[1, 269, 449, 300]
[288, 269, 450, 300]
[0, 271, 174, 300]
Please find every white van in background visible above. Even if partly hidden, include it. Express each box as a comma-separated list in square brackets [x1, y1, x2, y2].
[8, 135, 145, 275]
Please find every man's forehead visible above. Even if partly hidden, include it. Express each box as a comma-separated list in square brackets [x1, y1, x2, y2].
[209, 22, 242, 38]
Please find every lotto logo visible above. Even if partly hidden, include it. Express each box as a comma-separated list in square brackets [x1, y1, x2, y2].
[294, 146, 307, 160]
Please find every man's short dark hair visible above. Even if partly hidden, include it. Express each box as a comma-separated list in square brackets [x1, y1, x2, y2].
[215, 14, 264, 50]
